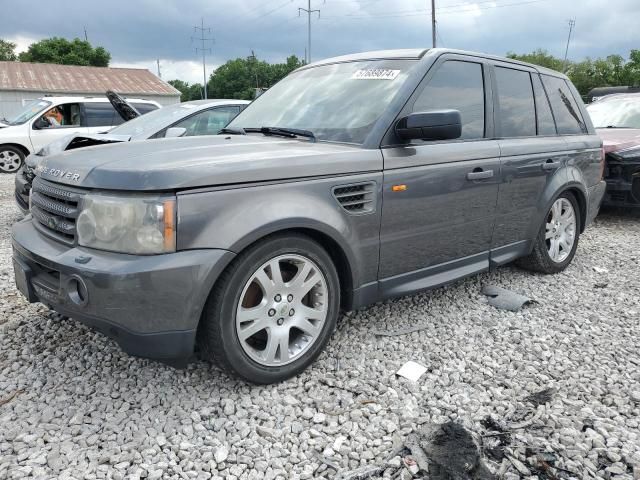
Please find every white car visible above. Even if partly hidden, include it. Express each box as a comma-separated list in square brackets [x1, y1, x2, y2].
[0, 96, 160, 173]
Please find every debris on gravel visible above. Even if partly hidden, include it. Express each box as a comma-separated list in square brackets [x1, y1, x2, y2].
[481, 284, 536, 312]
[0, 172, 639, 480]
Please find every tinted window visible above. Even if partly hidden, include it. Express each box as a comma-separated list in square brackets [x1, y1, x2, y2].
[413, 60, 485, 140]
[495, 67, 536, 137]
[168, 106, 240, 137]
[38, 103, 81, 128]
[132, 102, 159, 115]
[84, 103, 121, 127]
[542, 75, 587, 134]
[532, 74, 557, 135]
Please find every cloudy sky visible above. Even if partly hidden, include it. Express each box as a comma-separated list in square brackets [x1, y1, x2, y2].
[1, 0, 638, 83]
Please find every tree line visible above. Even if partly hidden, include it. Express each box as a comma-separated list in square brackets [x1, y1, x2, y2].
[0, 38, 110, 67]
[508, 49, 640, 96]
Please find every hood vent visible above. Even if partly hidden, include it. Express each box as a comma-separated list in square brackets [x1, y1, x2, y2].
[332, 182, 376, 214]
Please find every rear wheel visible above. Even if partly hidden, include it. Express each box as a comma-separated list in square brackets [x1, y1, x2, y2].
[0, 146, 24, 173]
[198, 234, 340, 383]
[517, 192, 581, 274]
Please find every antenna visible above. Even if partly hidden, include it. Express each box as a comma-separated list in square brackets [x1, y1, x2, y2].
[563, 18, 575, 73]
[192, 18, 214, 99]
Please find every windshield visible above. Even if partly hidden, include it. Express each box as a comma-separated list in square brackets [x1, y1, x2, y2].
[587, 96, 640, 129]
[109, 102, 205, 138]
[7, 99, 52, 125]
[228, 59, 418, 144]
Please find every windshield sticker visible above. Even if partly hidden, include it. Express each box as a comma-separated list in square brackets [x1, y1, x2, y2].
[351, 69, 400, 80]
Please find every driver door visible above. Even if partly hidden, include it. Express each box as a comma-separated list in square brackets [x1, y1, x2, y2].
[378, 56, 501, 296]
[29, 102, 86, 151]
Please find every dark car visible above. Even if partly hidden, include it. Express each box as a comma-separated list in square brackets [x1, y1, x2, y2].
[587, 94, 640, 207]
[12, 48, 605, 383]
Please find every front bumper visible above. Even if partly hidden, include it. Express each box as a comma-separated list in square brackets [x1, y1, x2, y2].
[12, 217, 235, 361]
[586, 180, 607, 226]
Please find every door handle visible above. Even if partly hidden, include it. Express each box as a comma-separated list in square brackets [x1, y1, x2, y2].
[466, 169, 494, 181]
[541, 159, 561, 171]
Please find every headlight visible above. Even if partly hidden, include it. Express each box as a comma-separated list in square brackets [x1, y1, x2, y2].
[76, 194, 176, 254]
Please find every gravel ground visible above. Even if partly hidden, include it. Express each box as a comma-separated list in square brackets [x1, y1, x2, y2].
[1, 171, 639, 480]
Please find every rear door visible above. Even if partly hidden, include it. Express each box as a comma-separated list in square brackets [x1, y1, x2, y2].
[490, 63, 568, 264]
[378, 55, 501, 296]
[83, 102, 124, 134]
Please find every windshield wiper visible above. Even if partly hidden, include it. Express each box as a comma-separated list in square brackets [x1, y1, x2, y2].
[245, 127, 316, 142]
[219, 127, 246, 135]
[603, 125, 631, 129]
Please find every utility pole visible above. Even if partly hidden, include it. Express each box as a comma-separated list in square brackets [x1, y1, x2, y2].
[192, 18, 214, 99]
[84, 27, 88, 42]
[431, 0, 436, 48]
[157, 59, 161, 79]
[563, 18, 575, 73]
[299, 0, 321, 64]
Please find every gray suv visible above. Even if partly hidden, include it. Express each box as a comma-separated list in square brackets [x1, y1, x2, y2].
[12, 49, 606, 383]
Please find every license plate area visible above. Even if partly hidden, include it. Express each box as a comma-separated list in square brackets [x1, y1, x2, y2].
[13, 257, 37, 303]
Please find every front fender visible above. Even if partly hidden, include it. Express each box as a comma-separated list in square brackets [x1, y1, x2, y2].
[176, 174, 383, 289]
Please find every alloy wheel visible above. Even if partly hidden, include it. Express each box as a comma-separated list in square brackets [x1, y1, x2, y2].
[0, 150, 22, 173]
[546, 197, 576, 263]
[235, 254, 328, 366]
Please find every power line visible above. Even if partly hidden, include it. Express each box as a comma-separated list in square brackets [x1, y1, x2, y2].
[563, 18, 575, 73]
[323, 0, 549, 20]
[192, 18, 214, 99]
[298, 0, 322, 63]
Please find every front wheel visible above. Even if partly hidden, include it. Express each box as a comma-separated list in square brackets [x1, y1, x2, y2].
[517, 192, 581, 274]
[0, 146, 25, 173]
[198, 234, 340, 383]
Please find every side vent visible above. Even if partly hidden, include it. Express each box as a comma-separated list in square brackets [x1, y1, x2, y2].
[332, 182, 376, 214]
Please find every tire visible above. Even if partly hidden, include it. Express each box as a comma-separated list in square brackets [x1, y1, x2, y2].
[0, 146, 25, 173]
[517, 191, 581, 274]
[198, 233, 341, 384]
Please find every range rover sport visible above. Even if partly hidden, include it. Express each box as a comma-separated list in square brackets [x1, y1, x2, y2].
[12, 49, 606, 383]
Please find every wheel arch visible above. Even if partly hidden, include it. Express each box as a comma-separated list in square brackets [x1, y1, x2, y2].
[563, 185, 588, 233]
[226, 225, 356, 311]
[0, 142, 31, 157]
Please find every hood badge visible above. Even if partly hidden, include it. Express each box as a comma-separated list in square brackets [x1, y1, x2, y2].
[36, 164, 81, 181]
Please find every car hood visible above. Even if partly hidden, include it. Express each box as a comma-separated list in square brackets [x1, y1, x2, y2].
[106, 90, 140, 121]
[36, 135, 381, 190]
[39, 132, 132, 156]
[597, 128, 640, 153]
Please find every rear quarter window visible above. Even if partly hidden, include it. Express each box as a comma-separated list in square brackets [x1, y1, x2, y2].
[532, 74, 557, 135]
[494, 67, 536, 137]
[132, 103, 159, 115]
[541, 75, 587, 135]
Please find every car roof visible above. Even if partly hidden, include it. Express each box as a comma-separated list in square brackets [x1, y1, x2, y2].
[181, 99, 252, 107]
[301, 48, 568, 79]
[590, 93, 640, 103]
[39, 96, 159, 104]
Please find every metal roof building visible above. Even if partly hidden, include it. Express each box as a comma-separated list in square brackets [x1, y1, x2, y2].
[0, 61, 180, 118]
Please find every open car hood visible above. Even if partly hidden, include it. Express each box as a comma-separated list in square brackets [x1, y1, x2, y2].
[106, 90, 141, 122]
[597, 128, 640, 153]
[38, 133, 132, 157]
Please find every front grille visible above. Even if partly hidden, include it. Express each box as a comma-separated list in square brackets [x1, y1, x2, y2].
[332, 182, 376, 214]
[30, 177, 84, 244]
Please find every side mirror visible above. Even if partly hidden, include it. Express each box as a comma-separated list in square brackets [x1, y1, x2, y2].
[165, 127, 187, 138]
[395, 109, 462, 141]
[33, 117, 50, 130]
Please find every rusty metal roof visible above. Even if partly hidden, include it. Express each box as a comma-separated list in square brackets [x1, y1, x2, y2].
[0, 61, 180, 96]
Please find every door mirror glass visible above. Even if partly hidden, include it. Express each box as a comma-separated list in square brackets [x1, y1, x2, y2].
[395, 109, 462, 141]
[165, 127, 187, 138]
